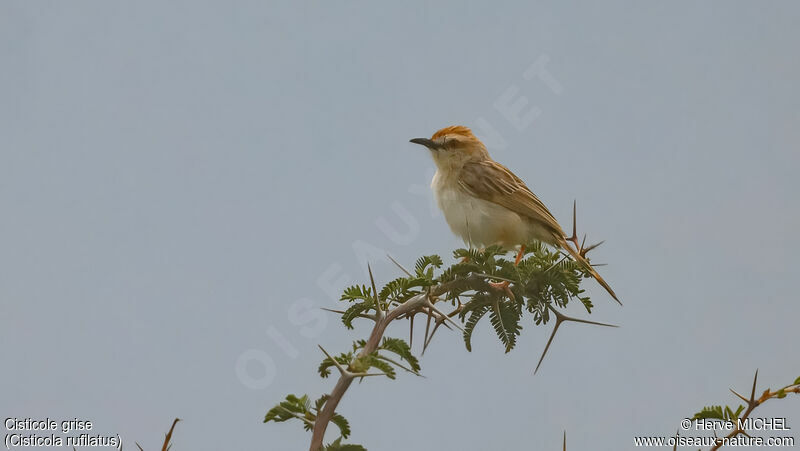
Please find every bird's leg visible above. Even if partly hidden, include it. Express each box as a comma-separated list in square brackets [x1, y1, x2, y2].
[486, 247, 524, 299]
[514, 245, 526, 266]
[488, 281, 514, 300]
[460, 246, 486, 263]
[489, 281, 508, 289]
[460, 244, 472, 263]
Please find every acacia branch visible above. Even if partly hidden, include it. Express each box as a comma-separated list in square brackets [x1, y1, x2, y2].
[309, 293, 424, 450]
[309, 278, 470, 450]
[534, 303, 618, 374]
[708, 371, 800, 451]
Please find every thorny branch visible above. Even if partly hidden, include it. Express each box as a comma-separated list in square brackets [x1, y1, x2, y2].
[135, 418, 180, 451]
[302, 203, 618, 450]
[309, 259, 612, 449]
[309, 276, 482, 450]
[564, 200, 604, 259]
[534, 303, 617, 374]
[706, 371, 800, 451]
[557, 372, 799, 451]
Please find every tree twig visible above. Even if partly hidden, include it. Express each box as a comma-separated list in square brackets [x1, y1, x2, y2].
[309, 278, 471, 450]
[708, 371, 800, 451]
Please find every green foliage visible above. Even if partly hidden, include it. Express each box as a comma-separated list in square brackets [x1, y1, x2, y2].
[414, 254, 443, 277]
[692, 405, 745, 423]
[489, 299, 522, 353]
[268, 243, 610, 450]
[341, 285, 374, 303]
[378, 276, 433, 305]
[462, 302, 490, 352]
[318, 352, 354, 378]
[264, 394, 310, 426]
[357, 354, 396, 379]
[445, 242, 593, 350]
[349, 337, 421, 377]
[330, 414, 351, 438]
[341, 303, 371, 330]
[515, 242, 587, 311]
[340, 270, 437, 331]
[691, 373, 800, 436]
[265, 394, 353, 439]
[325, 437, 367, 451]
[377, 337, 420, 373]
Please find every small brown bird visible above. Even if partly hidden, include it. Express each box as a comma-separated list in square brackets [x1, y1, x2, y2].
[410, 125, 619, 304]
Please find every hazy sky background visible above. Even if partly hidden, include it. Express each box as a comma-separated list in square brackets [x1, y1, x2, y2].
[2, 2, 799, 450]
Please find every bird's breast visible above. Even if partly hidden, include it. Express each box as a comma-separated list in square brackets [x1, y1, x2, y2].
[431, 171, 528, 248]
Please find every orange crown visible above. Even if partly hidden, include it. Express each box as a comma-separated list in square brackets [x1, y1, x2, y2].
[431, 125, 476, 140]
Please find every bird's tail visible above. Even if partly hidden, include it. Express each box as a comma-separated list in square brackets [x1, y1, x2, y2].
[562, 242, 621, 305]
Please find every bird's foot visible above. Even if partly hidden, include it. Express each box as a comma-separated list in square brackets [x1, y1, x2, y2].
[488, 280, 515, 300]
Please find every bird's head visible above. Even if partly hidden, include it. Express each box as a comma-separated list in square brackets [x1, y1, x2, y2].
[410, 125, 489, 170]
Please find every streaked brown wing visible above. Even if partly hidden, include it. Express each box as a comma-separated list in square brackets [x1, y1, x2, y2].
[458, 160, 565, 238]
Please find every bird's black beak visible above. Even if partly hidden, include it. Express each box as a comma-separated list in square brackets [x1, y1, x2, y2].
[409, 138, 440, 149]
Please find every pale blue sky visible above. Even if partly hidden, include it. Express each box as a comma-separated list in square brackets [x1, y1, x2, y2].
[2, 2, 799, 450]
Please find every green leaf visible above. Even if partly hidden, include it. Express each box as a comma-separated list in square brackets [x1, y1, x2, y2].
[692, 405, 725, 421]
[325, 437, 367, 451]
[437, 261, 474, 283]
[378, 276, 432, 304]
[362, 354, 396, 379]
[489, 299, 522, 353]
[483, 244, 506, 257]
[329, 445, 366, 451]
[379, 277, 410, 303]
[452, 247, 479, 261]
[793, 376, 800, 386]
[341, 302, 371, 329]
[264, 405, 294, 424]
[313, 395, 329, 412]
[378, 337, 420, 372]
[268, 246, 622, 449]
[692, 404, 743, 423]
[458, 292, 492, 319]
[285, 394, 309, 412]
[463, 304, 490, 352]
[578, 296, 593, 314]
[264, 394, 313, 428]
[351, 339, 367, 352]
[414, 254, 443, 278]
[341, 285, 373, 303]
[318, 352, 353, 378]
[330, 413, 352, 438]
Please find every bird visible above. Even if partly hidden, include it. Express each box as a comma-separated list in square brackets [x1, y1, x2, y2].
[410, 125, 619, 304]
